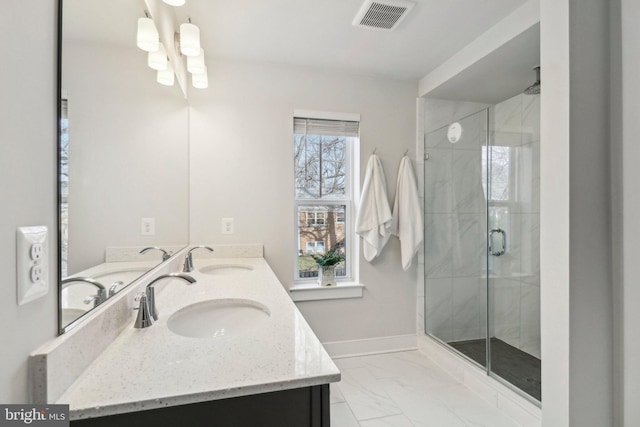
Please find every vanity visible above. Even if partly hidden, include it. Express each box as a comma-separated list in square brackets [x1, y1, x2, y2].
[32, 246, 340, 427]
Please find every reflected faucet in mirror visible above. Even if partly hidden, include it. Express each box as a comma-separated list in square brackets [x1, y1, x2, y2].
[108, 281, 125, 298]
[61, 277, 107, 308]
[140, 246, 171, 261]
[183, 246, 214, 272]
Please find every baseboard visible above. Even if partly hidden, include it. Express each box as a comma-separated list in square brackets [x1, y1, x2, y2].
[418, 334, 541, 427]
[323, 334, 418, 359]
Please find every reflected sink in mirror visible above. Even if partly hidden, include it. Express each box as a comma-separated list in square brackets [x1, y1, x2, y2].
[167, 299, 270, 339]
[199, 264, 255, 276]
[61, 308, 88, 326]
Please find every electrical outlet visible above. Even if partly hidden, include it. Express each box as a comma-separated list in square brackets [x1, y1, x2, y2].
[17, 226, 48, 305]
[141, 217, 155, 236]
[221, 218, 234, 234]
[30, 264, 44, 283]
[31, 242, 44, 260]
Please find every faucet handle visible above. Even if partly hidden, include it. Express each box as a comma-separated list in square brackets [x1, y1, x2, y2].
[83, 295, 98, 305]
[133, 292, 143, 309]
[108, 281, 125, 298]
[134, 293, 154, 328]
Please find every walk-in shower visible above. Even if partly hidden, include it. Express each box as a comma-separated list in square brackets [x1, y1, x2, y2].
[423, 92, 541, 402]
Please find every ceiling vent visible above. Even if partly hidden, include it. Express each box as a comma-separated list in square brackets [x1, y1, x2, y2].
[352, 0, 415, 31]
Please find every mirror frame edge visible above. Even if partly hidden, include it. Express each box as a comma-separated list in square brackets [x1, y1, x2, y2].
[56, 0, 64, 335]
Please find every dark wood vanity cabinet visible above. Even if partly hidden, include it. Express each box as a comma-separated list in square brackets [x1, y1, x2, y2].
[71, 384, 330, 427]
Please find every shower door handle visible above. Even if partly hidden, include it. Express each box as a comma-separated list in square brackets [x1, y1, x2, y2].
[489, 228, 506, 256]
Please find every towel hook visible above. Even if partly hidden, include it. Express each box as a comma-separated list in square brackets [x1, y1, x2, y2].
[403, 149, 409, 156]
[373, 147, 377, 155]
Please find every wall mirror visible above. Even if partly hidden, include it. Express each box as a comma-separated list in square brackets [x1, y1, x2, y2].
[58, 0, 189, 333]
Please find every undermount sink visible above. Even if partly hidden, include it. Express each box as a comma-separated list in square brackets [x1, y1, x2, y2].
[199, 264, 254, 275]
[167, 299, 270, 338]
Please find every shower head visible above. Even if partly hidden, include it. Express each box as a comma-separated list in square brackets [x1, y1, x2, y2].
[524, 66, 541, 95]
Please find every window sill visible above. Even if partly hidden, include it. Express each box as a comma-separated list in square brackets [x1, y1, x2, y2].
[289, 281, 364, 302]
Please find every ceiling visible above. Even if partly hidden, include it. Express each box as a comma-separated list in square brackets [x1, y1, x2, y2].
[64, 0, 531, 82]
[426, 23, 540, 103]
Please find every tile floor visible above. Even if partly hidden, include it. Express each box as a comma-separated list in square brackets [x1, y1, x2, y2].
[330, 351, 522, 427]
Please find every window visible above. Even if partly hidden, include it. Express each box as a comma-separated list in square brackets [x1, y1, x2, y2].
[294, 113, 359, 282]
[306, 241, 325, 254]
[303, 210, 327, 226]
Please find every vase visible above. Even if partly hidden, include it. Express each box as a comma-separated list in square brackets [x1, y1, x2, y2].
[318, 265, 337, 287]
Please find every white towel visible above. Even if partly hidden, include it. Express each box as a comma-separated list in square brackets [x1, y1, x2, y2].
[391, 156, 424, 270]
[355, 154, 392, 262]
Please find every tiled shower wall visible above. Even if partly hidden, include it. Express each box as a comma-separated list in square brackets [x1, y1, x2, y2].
[418, 94, 540, 359]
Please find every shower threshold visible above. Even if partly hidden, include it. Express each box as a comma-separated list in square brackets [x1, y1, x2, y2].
[449, 337, 541, 401]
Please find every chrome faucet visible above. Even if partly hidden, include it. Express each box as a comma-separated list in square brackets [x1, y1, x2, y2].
[140, 246, 171, 261]
[145, 273, 196, 321]
[61, 277, 107, 307]
[133, 293, 154, 328]
[182, 246, 214, 272]
[108, 281, 125, 298]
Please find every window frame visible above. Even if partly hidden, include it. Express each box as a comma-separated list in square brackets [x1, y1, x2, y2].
[293, 110, 359, 285]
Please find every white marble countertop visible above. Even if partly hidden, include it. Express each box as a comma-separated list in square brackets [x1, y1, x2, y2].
[57, 257, 340, 420]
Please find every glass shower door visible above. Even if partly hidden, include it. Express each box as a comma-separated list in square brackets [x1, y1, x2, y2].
[423, 109, 489, 368]
[423, 95, 541, 403]
[487, 94, 541, 401]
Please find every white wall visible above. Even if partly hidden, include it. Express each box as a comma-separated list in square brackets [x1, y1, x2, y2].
[621, 0, 640, 424]
[609, 1, 623, 425]
[63, 41, 189, 274]
[0, 0, 58, 403]
[540, 0, 613, 425]
[189, 59, 418, 342]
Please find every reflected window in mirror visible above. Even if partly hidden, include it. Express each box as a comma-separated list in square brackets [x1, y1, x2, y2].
[60, 98, 69, 277]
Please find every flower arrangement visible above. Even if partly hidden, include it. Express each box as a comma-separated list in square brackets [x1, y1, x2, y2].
[311, 247, 345, 266]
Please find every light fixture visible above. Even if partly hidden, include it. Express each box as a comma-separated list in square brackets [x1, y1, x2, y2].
[163, 0, 186, 5]
[148, 42, 168, 71]
[180, 20, 201, 56]
[447, 122, 463, 143]
[192, 66, 208, 89]
[136, 15, 159, 52]
[157, 61, 175, 86]
[187, 49, 206, 74]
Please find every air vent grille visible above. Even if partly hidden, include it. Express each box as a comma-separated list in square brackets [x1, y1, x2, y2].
[353, 0, 415, 31]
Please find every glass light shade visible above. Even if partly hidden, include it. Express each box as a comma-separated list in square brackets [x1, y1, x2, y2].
[163, 0, 186, 5]
[157, 61, 175, 86]
[137, 17, 159, 52]
[180, 22, 201, 56]
[187, 49, 206, 74]
[192, 67, 208, 89]
[148, 43, 168, 71]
